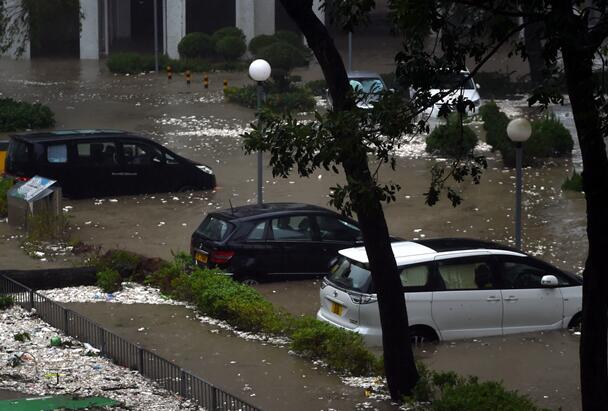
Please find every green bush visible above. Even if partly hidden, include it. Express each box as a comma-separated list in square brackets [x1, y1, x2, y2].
[0, 98, 55, 132]
[212, 26, 246, 44]
[426, 113, 478, 157]
[0, 178, 14, 218]
[290, 316, 381, 375]
[25, 210, 71, 243]
[95, 249, 142, 278]
[257, 41, 309, 71]
[224, 85, 316, 112]
[305, 79, 327, 96]
[274, 30, 304, 49]
[178, 32, 215, 59]
[106, 52, 163, 74]
[0, 295, 14, 310]
[96, 268, 122, 293]
[479, 101, 509, 150]
[215, 36, 246, 61]
[249, 34, 277, 55]
[562, 170, 584, 192]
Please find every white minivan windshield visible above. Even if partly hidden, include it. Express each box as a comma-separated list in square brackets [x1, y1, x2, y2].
[328, 257, 372, 293]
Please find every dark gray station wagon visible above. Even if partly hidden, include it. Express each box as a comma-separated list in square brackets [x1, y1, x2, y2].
[4, 130, 216, 198]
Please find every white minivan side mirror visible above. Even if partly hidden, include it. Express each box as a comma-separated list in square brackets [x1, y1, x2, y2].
[541, 275, 559, 287]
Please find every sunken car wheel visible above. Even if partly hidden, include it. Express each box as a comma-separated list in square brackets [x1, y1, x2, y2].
[240, 278, 259, 286]
[409, 326, 438, 346]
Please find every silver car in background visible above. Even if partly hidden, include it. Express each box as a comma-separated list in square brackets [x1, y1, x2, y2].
[317, 238, 582, 346]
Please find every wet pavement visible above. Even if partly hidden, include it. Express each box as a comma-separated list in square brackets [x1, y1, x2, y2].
[0, 54, 588, 410]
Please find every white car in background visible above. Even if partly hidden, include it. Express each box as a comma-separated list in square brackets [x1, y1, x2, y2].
[414, 70, 482, 117]
[317, 238, 582, 346]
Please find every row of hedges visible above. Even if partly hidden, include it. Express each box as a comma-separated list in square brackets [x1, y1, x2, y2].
[178, 27, 246, 61]
[479, 101, 573, 167]
[106, 52, 246, 74]
[224, 84, 316, 112]
[0, 178, 14, 218]
[0, 98, 55, 132]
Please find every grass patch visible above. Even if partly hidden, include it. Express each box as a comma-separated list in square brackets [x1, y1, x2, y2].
[96, 268, 122, 293]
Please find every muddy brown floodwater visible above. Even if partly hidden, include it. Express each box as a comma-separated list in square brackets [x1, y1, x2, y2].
[0, 56, 589, 410]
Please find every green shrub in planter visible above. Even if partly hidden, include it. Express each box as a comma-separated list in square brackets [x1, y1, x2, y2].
[479, 101, 509, 150]
[0, 98, 55, 132]
[0, 177, 15, 217]
[526, 113, 573, 158]
[249, 34, 277, 55]
[106, 52, 158, 74]
[212, 26, 246, 44]
[96, 249, 142, 278]
[224, 85, 257, 109]
[274, 30, 304, 49]
[426, 114, 478, 157]
[215, 35, 246, 61]
[266, 87, 316, 112]
[178, 32, 215, 59]
[562, 170, 584, 192]
[96, 269, 122, 293]
[257, 42, 309, 90]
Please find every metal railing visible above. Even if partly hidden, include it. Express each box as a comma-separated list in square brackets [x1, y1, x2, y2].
[0, 275, 260, 411]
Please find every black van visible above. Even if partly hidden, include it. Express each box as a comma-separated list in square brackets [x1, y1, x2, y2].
[4, 130, 216, 198]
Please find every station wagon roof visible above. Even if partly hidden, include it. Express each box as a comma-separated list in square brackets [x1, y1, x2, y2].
[211, 202, 339, 221]
[339, 238, 525, 264]
[10, 129, 141, 144]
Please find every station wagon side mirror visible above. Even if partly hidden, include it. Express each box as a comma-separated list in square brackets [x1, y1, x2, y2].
[541, 275, 558, 287]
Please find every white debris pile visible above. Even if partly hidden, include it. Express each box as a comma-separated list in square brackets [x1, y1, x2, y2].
[39, 282, 188, 306]
[195, 313, 290, 346]
[0, 306, 202, 410]
[342, 376, 391, 402]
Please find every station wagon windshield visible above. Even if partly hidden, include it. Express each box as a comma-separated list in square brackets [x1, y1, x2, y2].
[436, 73, 475, 90]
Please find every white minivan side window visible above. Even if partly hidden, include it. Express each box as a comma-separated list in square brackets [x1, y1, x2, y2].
[47, 144, 67, 163]
[399, 265, 429, 288]
[438, 259, 495, 290]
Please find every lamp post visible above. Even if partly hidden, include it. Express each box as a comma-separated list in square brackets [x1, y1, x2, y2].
[248, 59, 271, 205]
[506, 117, 532, 249]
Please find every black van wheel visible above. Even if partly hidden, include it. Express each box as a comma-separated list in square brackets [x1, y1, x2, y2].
[178, 186, 196, 193]
[241, 278, 259, 286]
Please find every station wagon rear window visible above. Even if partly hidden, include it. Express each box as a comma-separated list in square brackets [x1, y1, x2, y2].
[196, 216, 234, 241]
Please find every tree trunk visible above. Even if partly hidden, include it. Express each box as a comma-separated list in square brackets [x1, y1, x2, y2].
[523, 18, 545, 85]
[279, 0, 420, 400]
[559, 24, 608, 411]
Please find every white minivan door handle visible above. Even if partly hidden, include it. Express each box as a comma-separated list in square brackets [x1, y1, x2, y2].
[504, 296, 519, 301]
[486, 296, 500, 302]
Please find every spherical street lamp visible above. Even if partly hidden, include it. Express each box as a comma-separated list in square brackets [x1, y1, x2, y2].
[248, 59, 271, 205]
[507, 117, 532, 249]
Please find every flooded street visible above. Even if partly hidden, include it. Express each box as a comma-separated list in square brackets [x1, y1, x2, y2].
[0, 57, 589, 409]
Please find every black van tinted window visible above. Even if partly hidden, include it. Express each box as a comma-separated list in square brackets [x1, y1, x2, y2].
[8, 139, 30, 162]
[47, 144, 68, 163]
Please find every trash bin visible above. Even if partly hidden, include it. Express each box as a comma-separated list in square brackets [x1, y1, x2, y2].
[7, 176, 61, 230]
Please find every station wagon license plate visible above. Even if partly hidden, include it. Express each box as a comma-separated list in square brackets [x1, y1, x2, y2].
[195, 252, 208, 264]
[331, 302, 343, 316]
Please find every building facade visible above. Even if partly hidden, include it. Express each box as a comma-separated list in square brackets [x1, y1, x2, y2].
[2, 0, 324, 59]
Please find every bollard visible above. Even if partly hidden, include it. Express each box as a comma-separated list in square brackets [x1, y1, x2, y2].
[203, 73, 209, 89]
[223, 79, 228, 91]
[166, 65, 172, 80]
[186, 70, 191, 85]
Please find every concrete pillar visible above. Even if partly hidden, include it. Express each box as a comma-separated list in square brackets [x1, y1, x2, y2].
[0, 0, 30, 59]
[115, 0, 131, 38]
[236, 0, 255, 46]
[254, 0, 274, 36]
[80, 0, 99, 59]
[312, 0, 325, 24]
[166, 0, 185, 59]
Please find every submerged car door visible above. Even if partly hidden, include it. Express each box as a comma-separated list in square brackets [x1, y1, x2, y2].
[268, 214, 324, 276]
[118, 140, 169, 194]
[431, 254, 503, 340]
[497, 255, 565, 334]
[72, 140, 122, 197]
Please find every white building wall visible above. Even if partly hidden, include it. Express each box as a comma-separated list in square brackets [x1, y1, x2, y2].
[165, 0, 185, 59]
[236, 0, 256, 46]
[80, 0, 99, 59]
[1, 0, 30, 59]
[254, 0, 274, 36]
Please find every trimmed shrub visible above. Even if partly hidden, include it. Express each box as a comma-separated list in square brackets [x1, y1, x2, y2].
[249, 34, 277, 55]
[426, 113, 477, 157]
[212, 26, 246, 44]
[0, 295, 14, 310]
[215, 36, 246, 61]
[562, 170, 583, 192]
[0, 98, 55, 132]
[224, 85, 316, 112]
[106, 52, 160, 74]
[95, 249, 142, 278]
[257, 41, 309, 71]
[178, 32, 215, 59]
[96, 268, 122, 293]
[0, 177, 14, 217]
[274, 30, 304, 49]
[479, 101, 509, 150]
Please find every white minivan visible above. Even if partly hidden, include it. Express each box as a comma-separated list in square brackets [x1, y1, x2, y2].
[317, 239, 582, 346]
[412, 70, 481, 117]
